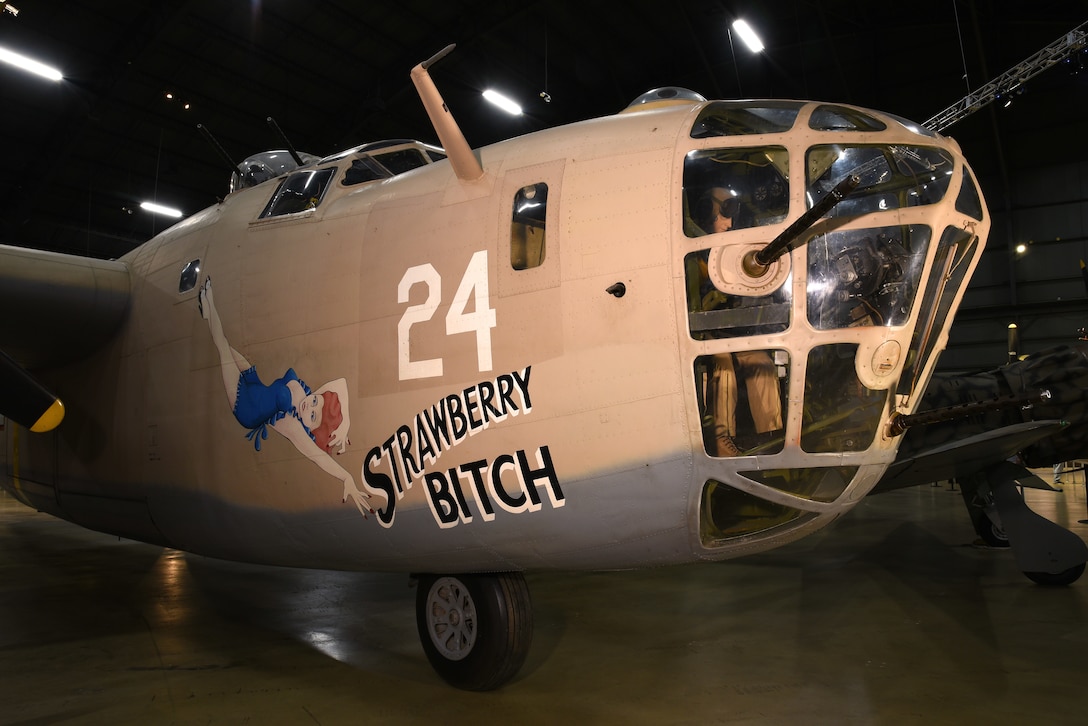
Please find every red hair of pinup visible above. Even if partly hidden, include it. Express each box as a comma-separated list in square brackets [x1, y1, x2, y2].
[311, 390, 343, 452]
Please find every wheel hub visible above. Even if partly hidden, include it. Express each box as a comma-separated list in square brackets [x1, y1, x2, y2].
[425, 576, 478, 661]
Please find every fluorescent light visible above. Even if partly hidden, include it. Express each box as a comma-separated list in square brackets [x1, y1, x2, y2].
[483, 89, 522, 115]
[732, 19, 764, 53]
[0, 45, 62, 81]
[140, 201, 183, 218]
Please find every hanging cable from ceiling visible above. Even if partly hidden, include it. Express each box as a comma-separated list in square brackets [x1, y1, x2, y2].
[539, 21, 551, 103]
[953, 0, 972, 96]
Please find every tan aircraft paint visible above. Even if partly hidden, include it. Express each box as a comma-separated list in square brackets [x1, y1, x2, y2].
[3, 95, 988, 574]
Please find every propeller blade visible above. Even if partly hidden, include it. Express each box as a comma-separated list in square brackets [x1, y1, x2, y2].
[0, 349, 65, 432]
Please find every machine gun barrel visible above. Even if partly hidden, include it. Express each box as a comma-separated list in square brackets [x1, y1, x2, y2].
[743, 174, 860, 277]
[197, 123, 238, 178]
[887, 389, 1051, 438]
[266, 117, 304, 166]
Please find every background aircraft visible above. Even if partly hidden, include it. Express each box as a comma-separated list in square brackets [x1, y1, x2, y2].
[876, 341, 1088, 585]
[0, 42, 1013, 689]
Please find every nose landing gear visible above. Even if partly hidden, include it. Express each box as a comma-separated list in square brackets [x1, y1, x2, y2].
[415, 571, 533, 690]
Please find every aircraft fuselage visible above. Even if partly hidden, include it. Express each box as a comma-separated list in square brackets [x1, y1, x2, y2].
[4, 97, 990, 576]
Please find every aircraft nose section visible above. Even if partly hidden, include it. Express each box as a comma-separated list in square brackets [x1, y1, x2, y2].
[676, 101, 990, 552]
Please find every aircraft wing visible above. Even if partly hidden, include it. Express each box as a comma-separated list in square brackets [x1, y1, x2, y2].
[0, 244, 131, 430]
[871, 341, 1088, 497]
[872, 419, 1064, 494]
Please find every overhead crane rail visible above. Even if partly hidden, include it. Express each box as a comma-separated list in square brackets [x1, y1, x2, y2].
[924, 20, 1087, 132]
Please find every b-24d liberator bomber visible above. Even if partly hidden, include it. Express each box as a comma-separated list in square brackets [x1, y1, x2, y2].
[2, 45, 1001, 689]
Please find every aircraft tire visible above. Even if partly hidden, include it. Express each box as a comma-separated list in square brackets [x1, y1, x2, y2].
[416, 572, 533, 690]
[1024, 562, 1085, 587]
[979, 521, 1010, 548]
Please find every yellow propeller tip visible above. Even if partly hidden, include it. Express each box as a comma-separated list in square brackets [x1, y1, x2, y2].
[30, 399, 65, 433]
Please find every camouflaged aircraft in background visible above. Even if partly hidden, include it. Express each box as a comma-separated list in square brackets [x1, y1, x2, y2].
[877, 342, 1088, 585]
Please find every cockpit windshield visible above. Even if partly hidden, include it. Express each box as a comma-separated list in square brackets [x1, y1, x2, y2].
[258, 167, 336, 218]
[254, 140, 448, 221]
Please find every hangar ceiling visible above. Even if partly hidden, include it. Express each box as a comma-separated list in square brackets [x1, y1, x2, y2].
[1, 0, 1086, 365]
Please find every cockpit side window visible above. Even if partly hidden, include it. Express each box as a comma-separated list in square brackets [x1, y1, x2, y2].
[259, 167, 335, 218]
[374, 149, 429, 175]
[342, 149, 433, 187]
[343, 157, 391, 186]
[511, 183, 548, 270]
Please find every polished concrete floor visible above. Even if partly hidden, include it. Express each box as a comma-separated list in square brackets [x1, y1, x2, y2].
[2, 475, 1087, 725]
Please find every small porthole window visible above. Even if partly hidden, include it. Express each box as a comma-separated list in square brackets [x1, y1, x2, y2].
[179, 259, 201, 293]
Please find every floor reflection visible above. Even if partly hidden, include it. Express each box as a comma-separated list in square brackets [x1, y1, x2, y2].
[2, 478, 1086, 724]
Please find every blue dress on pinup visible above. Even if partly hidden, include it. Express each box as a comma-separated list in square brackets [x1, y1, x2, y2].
[232, 366, 314, 450]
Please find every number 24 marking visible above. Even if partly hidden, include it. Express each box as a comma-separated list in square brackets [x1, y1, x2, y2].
[397, 250, 497, 381]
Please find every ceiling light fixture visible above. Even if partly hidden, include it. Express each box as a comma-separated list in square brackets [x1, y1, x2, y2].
[732, 19, 765, 53]
[483, 89, 522, 115]
[0, 45, 62, 81]
[165, 92, 192, 110]
[140, 201, 183, 219]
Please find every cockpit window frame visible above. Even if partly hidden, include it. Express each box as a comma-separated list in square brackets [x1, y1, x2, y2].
[257, 166, 337, 219]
